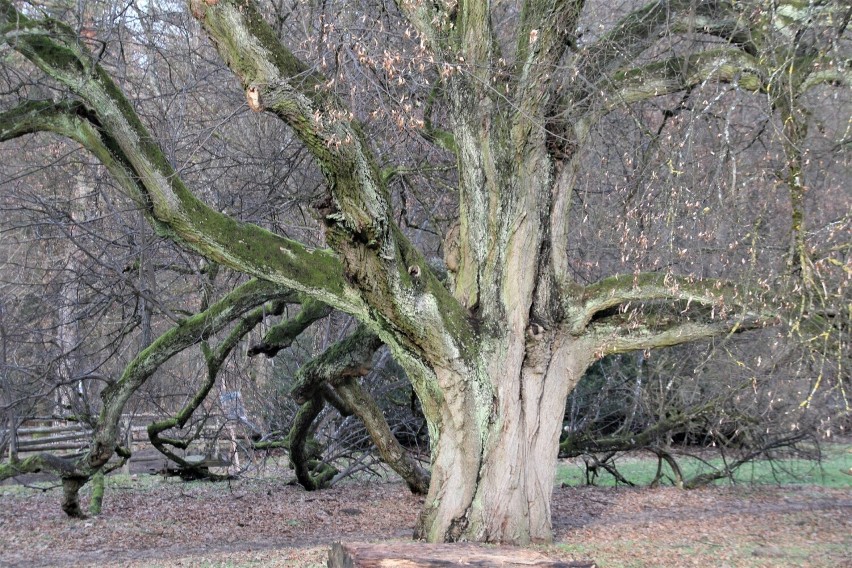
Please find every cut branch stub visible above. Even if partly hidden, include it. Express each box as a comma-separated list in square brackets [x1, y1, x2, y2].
[246, 85, 264, 112]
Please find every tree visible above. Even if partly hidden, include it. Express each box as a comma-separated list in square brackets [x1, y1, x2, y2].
[0, 0, 848, 544]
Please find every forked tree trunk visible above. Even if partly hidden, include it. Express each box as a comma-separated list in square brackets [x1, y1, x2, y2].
[415, 336, 595, 544]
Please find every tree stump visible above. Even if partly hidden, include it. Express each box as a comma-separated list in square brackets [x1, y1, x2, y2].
[328, 542, 597, 567]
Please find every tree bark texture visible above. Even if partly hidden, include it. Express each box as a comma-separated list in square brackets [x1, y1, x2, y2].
[328, 542, 596, 567]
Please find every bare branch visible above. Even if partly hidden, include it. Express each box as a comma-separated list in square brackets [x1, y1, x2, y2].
[589, 313, 771, 356]
[248, 298, 332, 358]
[90, 279, 294, 467]
[567, 272, 767, 335]
[603, 48, 764, 107]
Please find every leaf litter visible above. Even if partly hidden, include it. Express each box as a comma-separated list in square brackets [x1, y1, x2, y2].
[1, 475, 849, 567]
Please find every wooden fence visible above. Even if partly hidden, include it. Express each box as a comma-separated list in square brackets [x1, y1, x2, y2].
[2, 415, 236, 464]
[3, 416, 154, 461]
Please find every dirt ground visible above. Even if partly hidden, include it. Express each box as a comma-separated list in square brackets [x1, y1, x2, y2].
[1, 475, 850, 568]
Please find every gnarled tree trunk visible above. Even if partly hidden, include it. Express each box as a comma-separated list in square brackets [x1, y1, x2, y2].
[416, 336, 595, 543]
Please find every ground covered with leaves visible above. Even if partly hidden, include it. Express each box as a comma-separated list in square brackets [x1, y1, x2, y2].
[1, 473, 850, 567]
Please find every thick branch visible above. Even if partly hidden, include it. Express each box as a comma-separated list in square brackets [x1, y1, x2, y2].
[567, 272, 763, 335]
[0, 6, 362, 315]
[290, 326, 383, 404]
[514, 0, 583, 116]
[191, 0, 474, 364]
[0, 452, 81, 481]
[589, 312, 772, 356]
[287, 326, 429, 493]
[605, 48, 764, 107]
[288, 393, 336, 490]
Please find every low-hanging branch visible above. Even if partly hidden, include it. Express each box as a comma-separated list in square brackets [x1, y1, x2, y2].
[0, 279, 292, 516]
[288, 393, 337, 491]
[287, 325, 429, 493]
[333, 377, 430, 494]
[147, 299, 289, 479]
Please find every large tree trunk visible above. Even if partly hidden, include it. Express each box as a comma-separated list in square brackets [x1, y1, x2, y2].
[415, 336, 594, 544]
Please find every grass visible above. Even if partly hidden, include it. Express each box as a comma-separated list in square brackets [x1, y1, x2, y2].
[555, 442, 852, 488]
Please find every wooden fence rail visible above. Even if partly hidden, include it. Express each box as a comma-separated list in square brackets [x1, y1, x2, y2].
[2, 421, 92, 457]
[3, 415, 234, 463]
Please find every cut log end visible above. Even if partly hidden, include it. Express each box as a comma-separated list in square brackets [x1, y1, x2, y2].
[328, 542, 597, 568]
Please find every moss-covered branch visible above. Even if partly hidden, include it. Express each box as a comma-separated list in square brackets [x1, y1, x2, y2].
[29, 279, 290, 516]
[287, 326, 429, 493]
[288, 393, 337, 490]
[248, 298, 331, 358]
[566, 272, 777, 355]
[0, 453, 87, 517]
[91, 279, 293, 468]
[290, 326, 383, 404]
[147, 300, 287, 478]
[190, 0, 475, 366]
[0, 452, 79, 481]
[0, 3, 362, 315]
[189, 0, 392, 257]
[606, 48, 765, 107]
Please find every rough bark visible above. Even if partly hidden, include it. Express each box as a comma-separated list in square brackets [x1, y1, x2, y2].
[414, 337, 596, 543]
[328, 542, 595, 567]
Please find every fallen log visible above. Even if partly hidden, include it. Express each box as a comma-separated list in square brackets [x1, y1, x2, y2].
[328, 542, 596, 567]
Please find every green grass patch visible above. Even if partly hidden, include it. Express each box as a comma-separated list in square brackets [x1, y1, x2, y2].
[556, 442, 852, 488]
